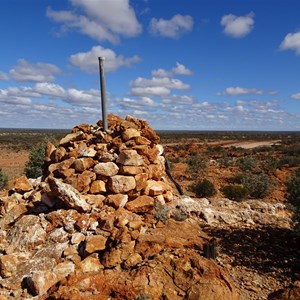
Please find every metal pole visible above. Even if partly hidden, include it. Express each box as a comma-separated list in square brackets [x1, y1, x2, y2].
[98, 57, 108, 131]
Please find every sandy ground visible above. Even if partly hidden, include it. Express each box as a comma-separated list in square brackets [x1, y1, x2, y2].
[163, 140, 281, 149]
[0, 146, 28, 188]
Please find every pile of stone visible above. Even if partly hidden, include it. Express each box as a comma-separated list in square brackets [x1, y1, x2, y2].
[0, 114, 240, 299]
[42, 113, 174, 213]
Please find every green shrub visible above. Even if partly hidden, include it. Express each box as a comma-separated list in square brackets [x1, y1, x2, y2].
[0, 168, 8, 190]
[278, 156, 300, 168]
[287, 169, 300, 210]
[221, 185, 248, 201]
[186, 154, 208, 178]
[190, 179, 216, 198]
[237, 172, 275, 198]
[25, 143, 46, 178]
[218, 153, 233, 167]
[262, 156, 278, 173]
[236, 156, 259, 172]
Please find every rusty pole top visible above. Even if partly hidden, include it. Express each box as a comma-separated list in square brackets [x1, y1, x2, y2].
[98, 57, 108, 131]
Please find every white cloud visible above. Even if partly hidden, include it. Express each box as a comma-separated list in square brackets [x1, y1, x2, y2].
[130, 86, 170, 97]
[0, 82, 101, 108]
[117, 96, 157, 110]
[221, 12, 255, 38]
[149, 14, 193, 39]
[162, 94, 195, 105]
[279, 31, 300, 55]
[152, 62, 192, 78]
[0, 71, 9, 80]
[130, 77, 189, 90]
[0, 59, 61, 82]
[69, 45, 141, 73]
[47, 0, 142, 43]
[291, 92, 300, 100]
[172, 62, 193, 75]
[218, 86, 263, 96]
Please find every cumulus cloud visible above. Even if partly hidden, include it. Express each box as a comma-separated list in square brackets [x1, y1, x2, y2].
[69, 45, 141, 73]
[221, 12, 255, 38]
[0, 59, 61, 82]
[0, 82, 101, 107]
[149, 14, 193, 39]
[152, 62, 192, 78]
[47, 0, 142, 43]
[291, 92, 300, 100]
[130, 86, 170, 97]
[217, 86, 263, 96]
[131, 77, 189, 90]
[279, 31, 300, 55]
[162, 94, 195, 105]
[172, 62, 193, 75]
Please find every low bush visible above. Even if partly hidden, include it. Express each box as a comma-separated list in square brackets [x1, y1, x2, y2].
[154, 202, 170, 224]
[186, 154, 208, 178]
[237, 172, 275, 198]
[236, 156, 259, 172]
[286, 168, 300, 210]
[0, 168, 8, 189]
[25, 143, 46, 178]
[218, 153, 233, 167]
[278, 156, 300, 168]
[221, 185, 248, 201]
[190, 179, 216, 198]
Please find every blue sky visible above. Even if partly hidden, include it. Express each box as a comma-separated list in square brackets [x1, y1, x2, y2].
[1, 0, 300, 130]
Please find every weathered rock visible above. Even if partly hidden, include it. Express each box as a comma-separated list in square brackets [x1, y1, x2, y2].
[94, 162, 119, 176]
[45, 142, 56, 162]
[48, 157, 75, 174]
[54, 146, 67, 162]
[26, 261, 74, 296]
[117, 149, 145, 166]
[71, 157, 94, 172]
[48, 177, 90, 212]
[105, 194, 128, 209]
[59, 132, 83, 145]
[108, 175, 136, 193]
[125, 195, 155, 213]
[123, 253, 143, 269]
[118, 165, 145, 175]
[6, 215, 47, 252]
[85, 235, 107, 254]
[80, 254, 103, 273]
[0, 254, 25, 278]
[135, 173, 148, 191]
[14, 176, 33, 193]
[82, 194, 105, 208]
[78, 147, 97, 158]
[90, 180, 106, 194]
[71, 232, 85, 245]
[122, 128, 141, 141]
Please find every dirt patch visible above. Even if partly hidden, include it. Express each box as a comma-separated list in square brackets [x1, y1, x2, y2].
[0, 146, 28, 188]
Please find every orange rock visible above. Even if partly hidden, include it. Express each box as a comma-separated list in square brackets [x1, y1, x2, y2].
[90, 180, 106, 194]
[14, 176, 33, 193]
[125, 195, 155, 213]
[108, 175, 136, 193]
[85, 235, 107, 254]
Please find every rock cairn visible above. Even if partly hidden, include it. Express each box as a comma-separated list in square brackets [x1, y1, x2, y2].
[43, 113, 174, 212]
[0, 114, 240, 299]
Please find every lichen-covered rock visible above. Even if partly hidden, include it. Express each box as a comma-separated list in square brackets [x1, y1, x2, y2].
[108, 175, 136, 193]
[48, 177, 90, 212]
